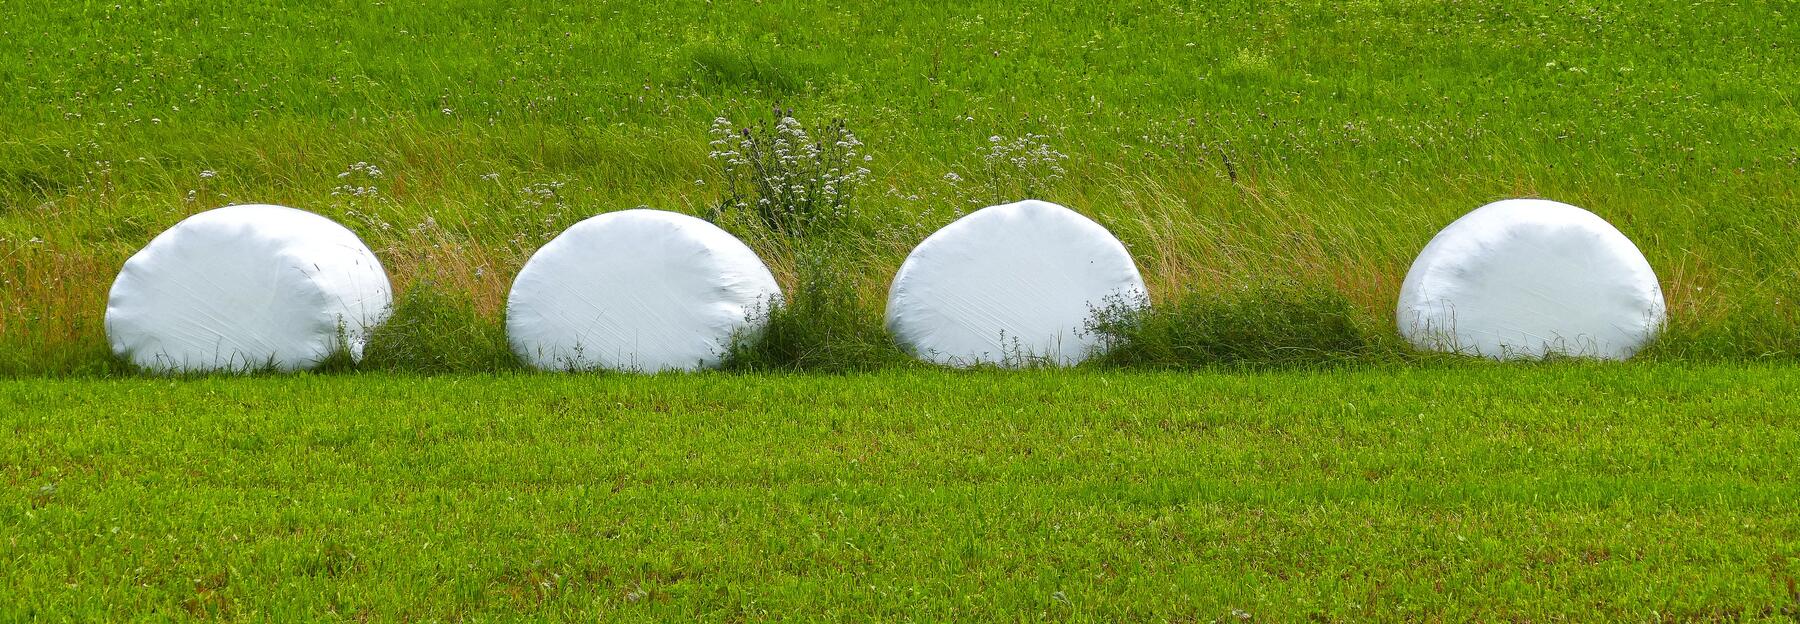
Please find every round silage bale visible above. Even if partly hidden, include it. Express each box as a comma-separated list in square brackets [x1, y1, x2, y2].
[1397, 198, 1665, 360]
[885, 199, 1147, 368]
[506, 208, 782, 372]
[105, 204, 393, 372]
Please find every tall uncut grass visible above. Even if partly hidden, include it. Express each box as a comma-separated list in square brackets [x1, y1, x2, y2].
[3, 1, 1797, 374]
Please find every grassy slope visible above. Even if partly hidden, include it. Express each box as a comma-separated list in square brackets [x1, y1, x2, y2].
[5, 365, 1800, 620]
[3, 1, 1800, 372]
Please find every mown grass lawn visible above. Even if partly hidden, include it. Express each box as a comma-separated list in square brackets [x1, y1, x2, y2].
[5, 365, 1797, 621]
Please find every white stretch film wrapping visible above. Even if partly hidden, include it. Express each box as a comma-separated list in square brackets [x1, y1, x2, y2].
[105, 204, 393, 372]
[506, 209, 781, 372]
[1397, 198, 1665, 360]
[886, 200, 1146, 367]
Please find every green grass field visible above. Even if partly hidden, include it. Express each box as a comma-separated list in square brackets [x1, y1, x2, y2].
[3, 0, 1799, 371]
[6, 365, 1800, 620]
[5, 1, 1800, 620]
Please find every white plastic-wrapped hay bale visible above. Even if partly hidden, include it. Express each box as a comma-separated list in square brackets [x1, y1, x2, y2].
[886, 200, 1146, 367]
[506, 208, 781, 372]
[105, 204, 393, 372]
[1397, 198, 1665, 360]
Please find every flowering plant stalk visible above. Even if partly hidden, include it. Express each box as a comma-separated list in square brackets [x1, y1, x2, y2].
[709, 109, 870, 237]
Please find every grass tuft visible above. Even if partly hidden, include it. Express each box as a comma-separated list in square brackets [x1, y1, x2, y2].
[359, 279, 520, 373]
[1084, 280, 1391, 369]
[721, 243, 912, 373]
[1639, 298, 1800, 362]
